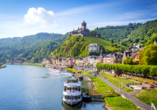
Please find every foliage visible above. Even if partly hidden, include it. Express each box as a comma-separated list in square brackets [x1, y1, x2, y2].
[111, 39, 114, 44]
[138, 50, 144, 65]
[97, 63, 157, 78]
[52, 36, 126, 57]
[123, 57, 134, 65]
[89, 30, 97, 35]
[52, 36, 89, 57]
[140, 44, 157, 65]
[0, 32, 68, 63]
[115, 69, 122, 77]
[95, 23, 141, 45]
[150, 66, 157, 78]
[95, 19, 157, 47]
[67, 65, 73, 68]
[0, 37, 21, 46]
[89, 52, 100, 56]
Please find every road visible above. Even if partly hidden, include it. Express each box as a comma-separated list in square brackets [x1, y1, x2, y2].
[98, 75, 152, 110]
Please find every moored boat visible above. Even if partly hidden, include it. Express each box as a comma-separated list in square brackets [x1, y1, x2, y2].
[49, 68, 61, 73]
[62, 75, 82, 105]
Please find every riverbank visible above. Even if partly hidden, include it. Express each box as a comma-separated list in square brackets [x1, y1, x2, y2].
[68, 68, 140, 110]
[5, 63, 45, 67]
[0, 65, 6, 69]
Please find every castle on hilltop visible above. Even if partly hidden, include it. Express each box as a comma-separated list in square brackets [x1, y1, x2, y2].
[69, 21, 101, 38]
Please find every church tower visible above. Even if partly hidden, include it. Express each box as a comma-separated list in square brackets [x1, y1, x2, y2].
[82, 21, 86, 31]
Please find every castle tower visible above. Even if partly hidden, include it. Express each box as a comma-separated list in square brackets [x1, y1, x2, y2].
[82, 21, 86, 31]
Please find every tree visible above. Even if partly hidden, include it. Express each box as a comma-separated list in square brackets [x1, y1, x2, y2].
[142, 44, 157, 65]
[111, 39, 114, 44]
[138, 50, 144, 65]
[90, 30, 97, 35]
[123, 57, 133, 65]
[141, 66, 150, 78]
[150, 66, 157, 79]
[33, 57, 38, 63]
[115, 69, 122, 77]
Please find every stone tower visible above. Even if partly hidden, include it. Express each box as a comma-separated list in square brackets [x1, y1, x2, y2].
[82, 21, 86, 31]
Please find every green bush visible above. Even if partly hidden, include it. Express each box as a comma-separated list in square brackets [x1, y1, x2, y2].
[96, 63, 157, 77]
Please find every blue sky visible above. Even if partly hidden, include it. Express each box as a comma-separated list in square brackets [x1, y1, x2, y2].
[0, 0, 157, 38]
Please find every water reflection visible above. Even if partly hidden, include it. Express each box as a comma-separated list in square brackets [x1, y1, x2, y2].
[0, 65, 105, 110]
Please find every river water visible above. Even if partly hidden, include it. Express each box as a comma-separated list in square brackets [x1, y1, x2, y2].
[0, 65, 106, 110]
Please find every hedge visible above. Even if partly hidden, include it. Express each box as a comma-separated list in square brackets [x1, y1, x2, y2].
[96, 63, 157, 77]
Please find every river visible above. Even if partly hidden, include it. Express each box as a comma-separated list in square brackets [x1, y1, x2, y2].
[0, 65, 106, 110]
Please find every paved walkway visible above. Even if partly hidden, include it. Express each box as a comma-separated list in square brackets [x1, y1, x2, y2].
[98, 75, 152, 110]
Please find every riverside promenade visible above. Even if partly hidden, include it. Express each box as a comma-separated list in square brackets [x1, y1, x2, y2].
[98, 75, 152, 110]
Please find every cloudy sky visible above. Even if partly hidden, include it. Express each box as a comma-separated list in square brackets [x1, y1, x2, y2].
[0, 0, 157, 38]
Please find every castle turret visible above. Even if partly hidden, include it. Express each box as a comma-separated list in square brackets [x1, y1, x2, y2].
[82, 21, 86, 31]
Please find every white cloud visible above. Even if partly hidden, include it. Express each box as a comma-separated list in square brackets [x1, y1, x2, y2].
[24, 7, 56, 26]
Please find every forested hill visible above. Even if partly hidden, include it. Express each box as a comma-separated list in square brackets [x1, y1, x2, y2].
[95, 19, 157, 46]
[95, 23, 142, 44]
[0, 37, 21, 45]
[52, 35, 126, 58]
[0, 32, 69, 62]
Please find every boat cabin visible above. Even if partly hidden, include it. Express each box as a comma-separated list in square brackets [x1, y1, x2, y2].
[64, 95, 81, 100]
[64, 85, 81, 92]
[67, 77, 78, 83]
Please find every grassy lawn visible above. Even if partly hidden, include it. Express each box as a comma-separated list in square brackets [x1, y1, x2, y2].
[82, 71, 93, 76]
[105, 96, 141, 110]
[91, 77, 114, 93]
[82, 71, 140, 110]
[82, 71, 114, 92]
[135, 89, 157, 107]
[99, 72, 136, 93]
[66, 68, 77, 72]
[123, 76, 157, 84]
[83, 37, 127, 50]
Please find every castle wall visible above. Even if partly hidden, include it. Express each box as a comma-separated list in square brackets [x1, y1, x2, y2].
[69, 21, 101, 38]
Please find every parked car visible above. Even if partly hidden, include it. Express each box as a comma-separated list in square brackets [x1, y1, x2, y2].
[150, 84, 157, 88]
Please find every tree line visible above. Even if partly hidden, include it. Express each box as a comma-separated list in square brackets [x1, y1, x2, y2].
[96, 63, 157, 79]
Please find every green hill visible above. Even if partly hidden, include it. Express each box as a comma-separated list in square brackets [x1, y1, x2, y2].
[52, 36, 127, 58]
[0, 32, 69, 62]
[0, 37, 21, 46]
[124, 20, 157, 45]
[95, 19, 157, 46]
[95, 23, 141, 45]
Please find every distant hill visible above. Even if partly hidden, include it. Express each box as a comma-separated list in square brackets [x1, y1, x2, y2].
[124, 20, 157, 45]
[52, 35, 127, 58]
[0, 32, 69, 62]
[0, 37, 21, 45]
[95, 19, 157, 46]
[95, 23, 141, 44]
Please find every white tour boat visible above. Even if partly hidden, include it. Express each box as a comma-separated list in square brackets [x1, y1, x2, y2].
[49, 68, 67, 73]
[49, 68, 61, 73]
[62, 75, 82, 105]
